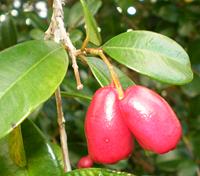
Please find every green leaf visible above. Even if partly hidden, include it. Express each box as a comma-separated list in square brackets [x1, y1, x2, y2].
[0, 40, 68, 139]
[80, 0, 102, 46]
[65, 168, 135, 176]
[102, 31, 193, 85]
[67, 0, 102, 29]
[0, 120, 63, 175]
[86, 57, 134, 88]
[0, 14, 17, 50]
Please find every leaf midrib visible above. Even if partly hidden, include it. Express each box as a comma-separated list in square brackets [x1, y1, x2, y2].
[0, 47, 62, 100]
[103, 46, 188, 65]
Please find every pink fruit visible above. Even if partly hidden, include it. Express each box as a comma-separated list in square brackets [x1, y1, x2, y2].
[77, 155, 93, 168]
[120, 85, 182, 154]
[85, 86, 133, 164]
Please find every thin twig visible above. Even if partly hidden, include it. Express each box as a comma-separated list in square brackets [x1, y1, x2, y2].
[55, 88, 71, 172]
[45, 0, 83, 90]
[45, 0, 74, 172]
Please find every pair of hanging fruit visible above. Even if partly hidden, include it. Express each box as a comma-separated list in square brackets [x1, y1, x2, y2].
[78, 85, 182, 168]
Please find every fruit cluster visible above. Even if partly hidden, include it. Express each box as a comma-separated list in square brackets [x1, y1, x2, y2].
[78, 85, 182, 168]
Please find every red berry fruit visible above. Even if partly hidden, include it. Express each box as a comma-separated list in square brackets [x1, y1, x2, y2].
[85, 86, 133, 164]
[120, 85, 182, 154]
[77, 155, 93, 168]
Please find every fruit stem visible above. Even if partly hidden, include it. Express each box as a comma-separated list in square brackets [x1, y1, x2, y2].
[85, 48, 124, 99]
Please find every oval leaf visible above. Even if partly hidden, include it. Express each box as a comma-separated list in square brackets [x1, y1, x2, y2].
[86, 57, 134, 89]
[102, 30, 193, 85]
[0, 120, 63, 175]
[65, 168, 135, 176]
[0, 40, 68, 139]
[80, 0, 102, 46]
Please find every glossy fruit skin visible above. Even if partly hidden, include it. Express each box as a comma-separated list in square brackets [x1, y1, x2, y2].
[77, 155, 93, 168]
[120, 85, 182, 154]
[85, 86, 133, 164]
